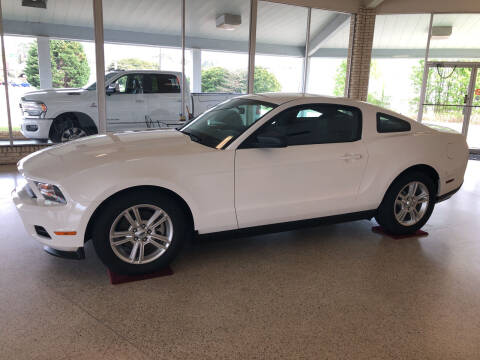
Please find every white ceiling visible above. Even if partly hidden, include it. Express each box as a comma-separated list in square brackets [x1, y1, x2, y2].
[2, 0, 479, 56]
[373, 13, 480, 50]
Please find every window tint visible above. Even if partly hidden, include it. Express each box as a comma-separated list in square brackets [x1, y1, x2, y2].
[111, 74, 144, 94]
[244, 104, 362, 147]
[143, 74, 180, 94]
[377, 113, 411, 133]
[180, 99, 277, 149]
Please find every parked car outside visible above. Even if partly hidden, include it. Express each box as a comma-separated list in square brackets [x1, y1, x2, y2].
[19, 70, 237, 143]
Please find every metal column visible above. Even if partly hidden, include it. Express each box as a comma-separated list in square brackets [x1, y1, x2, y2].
[0, 0, 13, 146]
[417, 13, 434, 123]
[92, 0, 106, 134]
[247, 0, 258, 94]
[301, 8, 312, 94]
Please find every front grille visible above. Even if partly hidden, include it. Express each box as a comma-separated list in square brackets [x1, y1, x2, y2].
[34, 226, 51, 238]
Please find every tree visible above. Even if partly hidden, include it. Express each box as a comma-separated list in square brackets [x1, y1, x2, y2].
[201, 67, 232, 92]
[108, 58, 158, 71]
[333, 60, 347, 97]
[201, 66, 281, 93]
[253, 67, 281, 93]
[333, 59, 391, 107]
[24, 40, 90, 88]
[24, 44, 40, 88]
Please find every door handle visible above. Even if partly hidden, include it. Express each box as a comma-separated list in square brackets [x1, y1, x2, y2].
[136, 99, 144, 103]
[340, 153, 362, 160]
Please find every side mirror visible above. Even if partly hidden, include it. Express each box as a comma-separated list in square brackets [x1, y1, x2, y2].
[254, 134, 287, 148]
[106, 84, 117, 95]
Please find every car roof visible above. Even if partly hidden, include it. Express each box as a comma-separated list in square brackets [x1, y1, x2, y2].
[110, 70, 182, 76]
[241, 92, 367, 107]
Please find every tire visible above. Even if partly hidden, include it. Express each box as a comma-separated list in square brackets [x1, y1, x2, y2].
[375, 171, 436, 235]
[49, 114, 91, 143]
[92, 190, 191, 275]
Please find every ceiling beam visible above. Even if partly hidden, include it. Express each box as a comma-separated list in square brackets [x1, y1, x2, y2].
[4, 20, 479, 60]
[308, 13, 350, 57]
[364, 0, 385, 8]
[3, 19, 304, 57]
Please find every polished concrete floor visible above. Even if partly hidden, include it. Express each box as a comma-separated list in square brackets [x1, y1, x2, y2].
[1, 162, 480, 360]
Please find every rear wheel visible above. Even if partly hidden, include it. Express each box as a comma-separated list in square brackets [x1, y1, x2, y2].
[92, 190, 191, 275]
[375, 172, 435, 235]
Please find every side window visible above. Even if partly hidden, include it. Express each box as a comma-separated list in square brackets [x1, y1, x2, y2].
[148, 74, 180, 93]
[246, 104, 361, 147]
[124, 74, 144, 94]
[377, 113, 411, 133]
[110, 75, 128, 93]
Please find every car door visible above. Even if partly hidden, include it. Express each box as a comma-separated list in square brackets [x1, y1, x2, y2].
[234, 103, 369, 228]
[143, 73, 182, 129]
[106, 73, 147, 132]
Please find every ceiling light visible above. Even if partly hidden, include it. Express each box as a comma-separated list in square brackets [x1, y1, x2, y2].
[216, 14, 241, 31]
[431, 26, 452, 40]
[22, 0, 47, 9]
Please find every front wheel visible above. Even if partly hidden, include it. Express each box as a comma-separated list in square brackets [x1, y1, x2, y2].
[50, 115, 91, 143]
[375, 172, 436, 235]
[92, 190, 191, 275]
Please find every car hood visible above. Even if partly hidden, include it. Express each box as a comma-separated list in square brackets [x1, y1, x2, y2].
[22, 88, 89, 101]
[18, 130, 211, 182]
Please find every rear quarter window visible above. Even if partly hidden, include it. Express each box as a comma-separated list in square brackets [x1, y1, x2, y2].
[377, 113, 411, 133]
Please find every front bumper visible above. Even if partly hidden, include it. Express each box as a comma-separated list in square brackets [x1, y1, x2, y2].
[12, 182, 86, 252]
[20, 118, 53, 140]
[436, 185, 462, 203]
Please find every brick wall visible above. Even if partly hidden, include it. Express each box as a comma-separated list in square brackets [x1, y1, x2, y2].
[0, 144, 51, 165]
[346, 8, 376, 101]
[0, 130, 26, 140]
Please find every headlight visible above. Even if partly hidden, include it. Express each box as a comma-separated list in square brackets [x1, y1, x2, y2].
[20, 100, 47, 117]
[35, 182, 66, 204]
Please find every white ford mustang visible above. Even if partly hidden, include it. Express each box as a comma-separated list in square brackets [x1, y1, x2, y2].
[13, 94, 468, 274]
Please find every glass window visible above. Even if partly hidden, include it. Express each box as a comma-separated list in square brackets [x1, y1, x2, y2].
[180, 98, 276, 149]
[103, 0, 182, 132]
[249, 104, 362, 146]
[377, 113, 411, 133]
[368, 14, 431, 117]
[110, 74, 143, 94]
[255, 1, 308, 93]
[143, 74, 180, 94]
[186, 0, 250, 94]
[307, 9, 351, 96]
[429, 14, 480, 63]
[1, 0, 97, 145]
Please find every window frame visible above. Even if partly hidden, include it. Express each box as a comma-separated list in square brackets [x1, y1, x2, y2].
[239, 103, 363, 149]
[376, 112, 412, 133]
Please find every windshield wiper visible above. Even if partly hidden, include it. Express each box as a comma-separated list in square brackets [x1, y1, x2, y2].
[178, 129, 202, 143]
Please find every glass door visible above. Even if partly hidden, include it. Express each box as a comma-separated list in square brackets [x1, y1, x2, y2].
[421, 63, 473, 135]
[466, 69, 480, 150]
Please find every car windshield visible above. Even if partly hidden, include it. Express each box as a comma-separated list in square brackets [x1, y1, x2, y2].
[179, 98, 277, 149]
[85, 72, 120, 90]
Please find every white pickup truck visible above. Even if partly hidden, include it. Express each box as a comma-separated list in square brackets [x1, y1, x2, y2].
[19, 70, 237, 142]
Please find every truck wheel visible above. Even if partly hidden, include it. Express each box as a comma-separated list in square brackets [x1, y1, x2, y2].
[50, 114, 90, 143]
[375, 171, 435, 235]
[92, 190, 191, 275]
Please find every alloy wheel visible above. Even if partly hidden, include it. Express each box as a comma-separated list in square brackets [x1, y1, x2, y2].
[61, 127, 87, 142]
[394, 181, 430, 227]
[109, 204, 173, 264]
